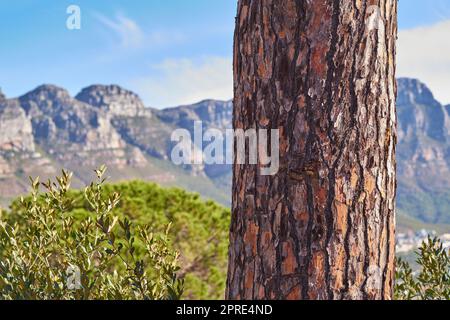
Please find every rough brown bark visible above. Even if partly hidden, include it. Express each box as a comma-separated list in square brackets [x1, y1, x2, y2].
[227, 0, 397, 300]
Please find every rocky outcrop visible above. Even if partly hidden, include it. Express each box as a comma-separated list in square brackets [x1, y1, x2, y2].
[157, 99, 233, 133]
[0, 99, 35, 152]
[157, 100, 233, 178]
[397, 78, 449, 143]
[76, 85, 147, 117]
[111, 116, 173, 159]
[397, 79, 450, 177]
[0, 85, 196, 206]
[396, 78, 450, 223]
[19, 85, 125, 152]
[75, 84, 166, 161]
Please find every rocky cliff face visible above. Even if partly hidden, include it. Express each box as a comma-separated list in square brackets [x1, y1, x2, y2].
[0, 79, 449, 225]
[20, 85, 125, 151]
[0, 95, 40, 197]
[75, 85, 175, 160]
[157, 99, 233, 178]
[0, 99, 35, 153]
[397, 79, 450, 181]
[398, 78, 450, 144]
[76, 85, 147, 117]
[396, 78, 450, 223]
[0, 84, 230, 206]
[16, 84, 137, 177]
[157, 99, 233, 132]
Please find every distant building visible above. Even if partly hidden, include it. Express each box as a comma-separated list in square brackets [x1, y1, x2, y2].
[396, 229, 445, 254]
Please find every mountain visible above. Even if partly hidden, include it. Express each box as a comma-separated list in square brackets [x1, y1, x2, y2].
[396, 78, 450, 224]
[0, 85, 229, 206]
[156, 100, 233, 183]
[0, 79, 449, 229]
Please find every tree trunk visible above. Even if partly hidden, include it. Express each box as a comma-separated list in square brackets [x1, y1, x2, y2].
[227, 0, 397, 300]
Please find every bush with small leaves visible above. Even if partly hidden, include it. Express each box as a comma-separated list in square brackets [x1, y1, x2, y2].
[395, 237, 449, 300]
[0, 166, 183, 300]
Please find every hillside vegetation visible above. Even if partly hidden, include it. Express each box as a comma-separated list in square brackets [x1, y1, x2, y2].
[1, 172, 230, 300]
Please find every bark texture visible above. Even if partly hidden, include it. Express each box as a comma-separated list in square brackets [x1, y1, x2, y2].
[227, 0, 397, 300]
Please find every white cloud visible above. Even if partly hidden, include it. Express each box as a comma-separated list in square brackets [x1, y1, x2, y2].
[131, 57, 233, 108]
[94, 13, 144, 49]
[94, 13, 186, 50]
[398, 20, 450, 105]
[126, 22, 450, 108]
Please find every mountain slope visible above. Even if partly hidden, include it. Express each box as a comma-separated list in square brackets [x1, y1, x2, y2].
[0, 85, 229, 206]
[397, 78, 450, 224]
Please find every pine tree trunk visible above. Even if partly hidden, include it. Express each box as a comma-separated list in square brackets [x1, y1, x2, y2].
[227, 0, 397, 300]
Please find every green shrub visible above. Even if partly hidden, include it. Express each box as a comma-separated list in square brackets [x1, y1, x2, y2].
[2, 167, 230, 300]
[0, 166, 183, 300]
[395, 237, 450, 300]
[49, 182, 229, 300]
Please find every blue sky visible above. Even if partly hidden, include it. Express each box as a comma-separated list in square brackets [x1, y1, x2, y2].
[1, 0, 450, 107]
